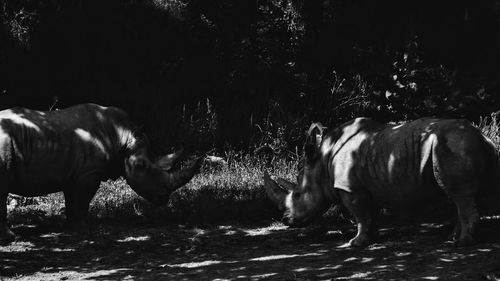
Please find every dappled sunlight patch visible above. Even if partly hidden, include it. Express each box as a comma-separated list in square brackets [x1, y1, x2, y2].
[293, 267, 309, 272]
[186, 227, 209, 244]
[361, 257, 375, 263]
[477, 248, 493, 252]
[377, 227, 391, 234]
[394, 264, 406, 271]
[391, 124, 404, 130]
[249, 273, 278, 279]
[74, 128, 108, 155]
[191, 228, 207, 235]
[337, 242, 353, 249]
[326, 229, 343, 235]
[114, 125, 137, 148]
[216, 273, 279, 280]
[229, 266, 247, 272]
[215, 225, 242, 236]
[38, 232, 68, 240]
[420, 223, 446, 229]
[437, 252, 469, 262]
[0, 241, 36, 252]
[50, 247, 75, 252]
[249, 252, 321, 262]
[313, 248, 329, 254]
[116, 235, 151, 242]
[218, 225, 232, 230]
[394, 251, 412, 257]
[164, 259, 237, 269]
[367, 244, 387, 251]
[224, 230, 238, 235]
[335, 272, 374, 280]
[317, 264, 343, 270]
[29, 269, 131, 281]
[243, 225, 288, 236]
[0, 110, 42, 132]
[483, 215, 500, 220]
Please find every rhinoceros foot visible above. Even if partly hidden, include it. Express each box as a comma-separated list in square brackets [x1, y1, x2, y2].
[448, 224, 458, 241]
[338, 234, 371, 248]
[455, 235, 477, 247]
[348, 234, 371, 247]
[0, 226, 16, 244]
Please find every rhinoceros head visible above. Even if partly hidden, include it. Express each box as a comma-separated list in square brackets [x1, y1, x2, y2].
[125, 147, 202, 204]
[264, 123, 332, 227]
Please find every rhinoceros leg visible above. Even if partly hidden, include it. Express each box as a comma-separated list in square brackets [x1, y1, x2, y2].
[431, 141, 480, 246]
[0, 193, 15, 243]
[448, 219, 461, 241]
[338, 190, 374, 247]
[63, 177, 100, 233]
[452, 197, 479, 246]
[63, 190, 89, 232]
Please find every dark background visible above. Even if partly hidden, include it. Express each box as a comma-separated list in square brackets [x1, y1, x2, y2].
[1, 0, 499, 155]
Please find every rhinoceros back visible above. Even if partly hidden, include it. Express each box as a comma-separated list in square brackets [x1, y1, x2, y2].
[0, 104, 139, 196]
[326, 118, 499, 213]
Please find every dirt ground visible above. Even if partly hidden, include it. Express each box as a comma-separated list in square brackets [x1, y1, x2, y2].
[1, 217, 500, 281]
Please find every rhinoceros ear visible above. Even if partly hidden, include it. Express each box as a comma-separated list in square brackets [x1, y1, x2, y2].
[263, 172, 288, 211]
[306, 122, 325, 147]
[157, 148, 184, 171]
[304, 122, 325, 162]
[276, 177, 295, 191]
[125, 154, 152, 177]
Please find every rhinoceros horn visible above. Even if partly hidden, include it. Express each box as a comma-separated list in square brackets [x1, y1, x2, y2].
[263, 171, 289, 211]
[157, 148, 184, 171]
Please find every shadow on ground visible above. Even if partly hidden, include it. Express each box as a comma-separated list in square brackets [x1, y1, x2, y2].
[1, 217, 500, 280]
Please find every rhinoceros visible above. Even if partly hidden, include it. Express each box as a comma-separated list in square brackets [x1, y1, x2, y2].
[0, 103, 202, 242]
[265, 117, 499, 247]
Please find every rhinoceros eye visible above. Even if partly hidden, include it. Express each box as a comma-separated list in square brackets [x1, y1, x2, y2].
[293, 192, 301, 199]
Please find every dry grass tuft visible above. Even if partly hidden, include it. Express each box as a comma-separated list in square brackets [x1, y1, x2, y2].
[6, 154, 297, 224]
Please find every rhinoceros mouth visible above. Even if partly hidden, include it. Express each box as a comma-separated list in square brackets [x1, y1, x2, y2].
[132, 188, 171, 205]
[282, 213, 316, 228]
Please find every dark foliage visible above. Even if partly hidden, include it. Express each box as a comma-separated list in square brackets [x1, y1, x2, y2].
[1, 0, 499, 154]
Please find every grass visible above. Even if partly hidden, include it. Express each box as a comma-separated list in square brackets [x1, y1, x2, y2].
[478, 113, 500, 151]
[5, 113, 500, 225]
[6, 153, 297, 225]
[167, 155, 297, 223]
